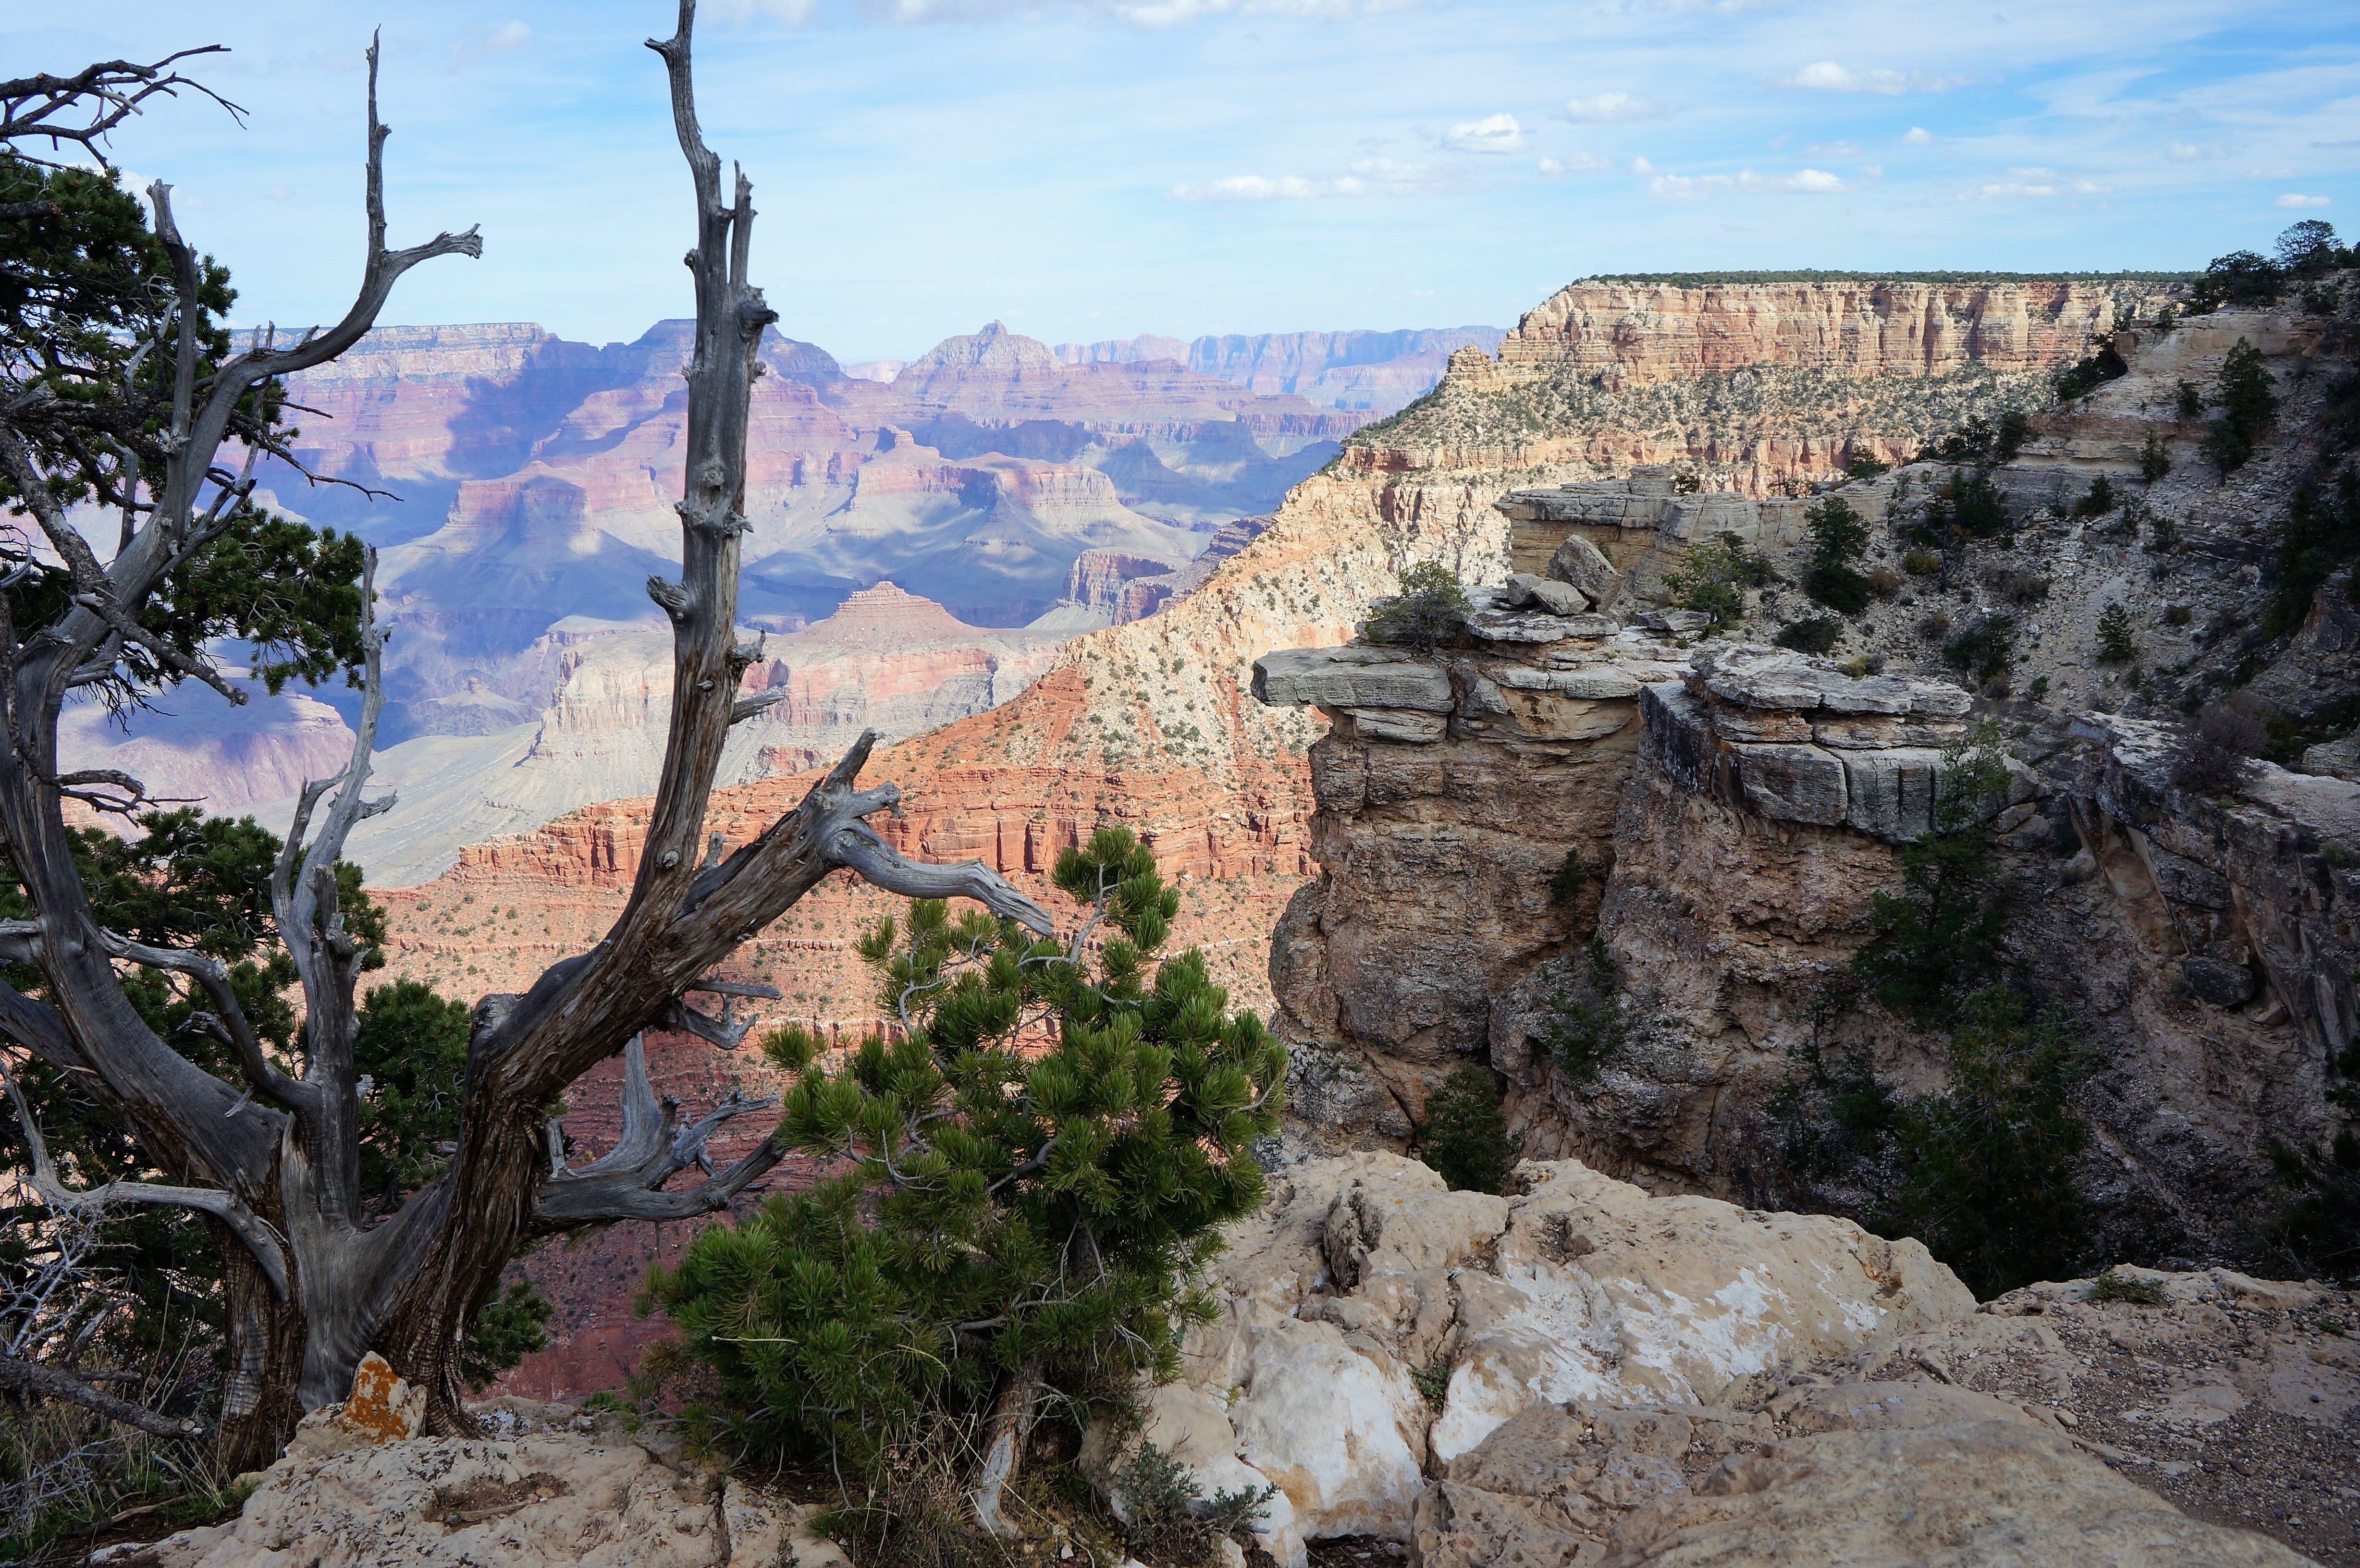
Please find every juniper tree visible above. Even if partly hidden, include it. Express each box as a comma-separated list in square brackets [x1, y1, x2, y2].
[0, 9, 1049, 1469]
[646, 829, 1285, 1533]
[1852, 726, 2013, 1028]
[1801, 494, 1872, 615]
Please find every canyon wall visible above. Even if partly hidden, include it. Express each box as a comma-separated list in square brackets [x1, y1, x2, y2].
[1346, 277, 2155, 490]
[1259, 286, 2360, 1263]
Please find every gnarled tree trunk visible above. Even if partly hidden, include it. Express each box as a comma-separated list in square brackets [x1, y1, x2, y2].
[0, 4, 1051, 1464]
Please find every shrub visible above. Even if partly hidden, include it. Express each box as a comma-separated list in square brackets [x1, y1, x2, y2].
[1547, 848, 1589, 910]
[2146, 513, 2181, 554]
[1673, 472, 1703, 494]
[1998, 408, 2030, 462]
[1802, 562, 1871, 615]
[1942, 614, 2017, 686]
[1806, 495, 1873, 561]
[2262, 1130, 2360, 1282]
[2070, 475, 2118, 519]
[2302, 282, 2344, 318]
[2265, 466, 2360, 637]
[2200, 339, 2278, 477]
[1544, 939, 1628, 1083]
[1844, 452, 1892, 479]
[1421, 1063, 1520, 1195]
[2163, 603, 2193, 627]
[2176, 379, 2204, 421]
[1882, 986, 2096, 1298]
[2026, 675, 2050, 701]
[2139, 431, 2172, 483]
[1915, 609, 1953, 640]
[1662, 533, 1774, 632]
[1364, 562, 1472, 654]
[1775, 614, 1844, 654]
[1901, 549, 1941, 576]
[2095, 603, 2137, 663]
[2169, 699, 2267, 795]
[2053, 335, 2128, 403]
[2089, 1270, 2168, 1306]
[1853, 724, 2014, 1028]
[646, 830, 1285, 1481]
[1989, 566, 2049, 605]
[1867, 566, 1903, 597]
[1114, 1441, 1279, 1561]
[1926, 469, 2010, 539]
[1840, 653, 1887, 678]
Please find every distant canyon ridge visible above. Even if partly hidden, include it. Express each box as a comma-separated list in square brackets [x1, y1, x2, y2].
[65, 318, 1497, 882]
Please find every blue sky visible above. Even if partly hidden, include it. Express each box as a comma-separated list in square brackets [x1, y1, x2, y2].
[12, 0, 2356, 361]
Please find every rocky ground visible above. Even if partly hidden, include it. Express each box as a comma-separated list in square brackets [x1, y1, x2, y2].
[113, 1155, 2359, 1568]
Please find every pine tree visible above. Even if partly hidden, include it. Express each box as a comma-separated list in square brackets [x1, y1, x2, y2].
[647, 829, 1286, 1514]
[1852, 726, 2013, 1028]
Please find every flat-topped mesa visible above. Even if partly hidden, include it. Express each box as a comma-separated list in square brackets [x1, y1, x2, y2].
[1482, 277, 2138, 392]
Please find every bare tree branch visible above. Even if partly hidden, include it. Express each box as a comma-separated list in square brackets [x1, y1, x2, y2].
[0, 1068, 286, 1297]
[0, 1356, 204, 1439]
[0, 49, 243, 168]
[531, 1035, 781, 1228]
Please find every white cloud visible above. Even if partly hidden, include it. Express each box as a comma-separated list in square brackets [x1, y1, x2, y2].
[2277, 193, 2334, 208]
[1775, 61, 1947, 95]
[1536, 153, 1610, 176]
[1169, 157, 1440, 200]
[1861, 163, 1882, 179]
[1967, 177, 2110, 200]
[1444, 113, 1524, 154]
[1902, 126, 1934, 146]
[1806, 140, 1861, 157]
[452, 20, 532, 60]
[1562, 91, 1667, 123]
[1647, 166, 1847, 198]
[2247, 167, 2294, 179]
[2167, 140, 2227, 161]
[1631, 155, 1658, 174]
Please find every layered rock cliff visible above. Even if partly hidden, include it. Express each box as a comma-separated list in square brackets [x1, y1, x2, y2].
[1348, 276, 2161, 490]
[1259, 282, 2360, 1266]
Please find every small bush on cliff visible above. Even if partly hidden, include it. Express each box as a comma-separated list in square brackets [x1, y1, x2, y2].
[2200, 340, 2278, 476]
[1420, 1064, 1521, 1195]
[1662, 532, 1774, 632]
[1363, 562, 1473, 654]
[2052, 333, 2129, 403]
[2266, 465, 2360, 638]
[645, 829, 1285, 1489]
[1920, 469, 2011, 541]
[1885, 987, 2096, 1297]
[1802, 495, 1873, 615]
[1942, 614, 2017, 688]
[2140, 432, 2172, 484]
[2095, 603, 2137, 663]
[1775, 615, 1844, 655]
[1852, 724, 2014, 1029]
[2169, 698, 2267, 796]
[1548, 848, 1590, 910]
[1544, 938, 1629, 1083]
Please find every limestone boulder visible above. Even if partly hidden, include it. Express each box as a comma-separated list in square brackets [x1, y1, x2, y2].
[1731, 743, 1847, 826]
[1252, 647, 1452, 711]
[1544, 535, 1623, 612]
[1503, 572, 1593, 617]
[1147, 1154, 1972, 1549]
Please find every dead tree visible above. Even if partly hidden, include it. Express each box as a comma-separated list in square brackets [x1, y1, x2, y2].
[0, 6, 1047, 1469]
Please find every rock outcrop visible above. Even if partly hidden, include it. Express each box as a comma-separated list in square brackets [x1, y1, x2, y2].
[1093, 1151, 1970, 1566]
